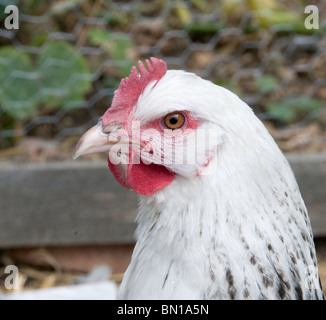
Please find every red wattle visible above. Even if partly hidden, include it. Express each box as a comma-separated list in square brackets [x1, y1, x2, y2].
[108, 155, 175, 196]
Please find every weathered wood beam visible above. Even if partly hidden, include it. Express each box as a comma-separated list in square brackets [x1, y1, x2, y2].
[0, 153, 325, 248]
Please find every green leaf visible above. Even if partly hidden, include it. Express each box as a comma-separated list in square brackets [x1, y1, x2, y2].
[190, 0, 206, 11]
[186, 21, 222, 41]
[254, 75, 278, 94]
[267, 97, 324, 124]
[111, 36, 133, 60]
[267, 103, 296, 123]
[114, 59, 134, 77]
[38, 41, 91, 110]
[246, 0, 313, 34]
[87, 28, 111, 47]
[222, 0, 244, 15]
[104, 77, 121, 88]
[173, 6, 192, 26]
[30, 32, 48, 47]
[0, 47, 39, 120]
[87, 29, 134, 76]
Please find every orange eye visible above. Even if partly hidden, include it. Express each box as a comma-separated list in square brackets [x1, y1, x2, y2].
[163, 113, 185, 130]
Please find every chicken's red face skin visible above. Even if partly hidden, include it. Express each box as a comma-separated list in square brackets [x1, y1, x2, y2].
[106, 112, 199, 196]
[108, 147, 175, 197]
[99, 58, 174, 196]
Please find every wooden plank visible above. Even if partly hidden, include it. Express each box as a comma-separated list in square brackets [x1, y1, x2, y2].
[0, 154, 325, 248]
[0, 162, 138, 247]
[286, 154, 326, 237]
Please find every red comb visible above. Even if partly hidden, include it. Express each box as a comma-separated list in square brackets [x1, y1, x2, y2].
[102, 57, 167, 125]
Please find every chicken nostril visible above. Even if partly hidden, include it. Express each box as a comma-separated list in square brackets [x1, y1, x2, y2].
[102, 122, 123, 134]
[102, 126, 111, 134]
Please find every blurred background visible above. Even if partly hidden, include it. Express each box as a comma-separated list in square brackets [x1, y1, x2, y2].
[0, 0, 325, 297]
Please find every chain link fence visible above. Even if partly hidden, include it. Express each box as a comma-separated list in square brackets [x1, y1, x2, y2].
[0, 0, 325, 160]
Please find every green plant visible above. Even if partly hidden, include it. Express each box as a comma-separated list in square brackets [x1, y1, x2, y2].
[0, 47, 39, 119]
[190, 0, 206, 11]
[87, 27, 135, 76]
[173, 5, 192, 27]
[185, 21, 222, 42]
[254, 75, 278, 94]
[38, 41, 91, 110]
[0, 41, 91, 120]
[246, 0, 316, 35]
[267, 96, 324, 124]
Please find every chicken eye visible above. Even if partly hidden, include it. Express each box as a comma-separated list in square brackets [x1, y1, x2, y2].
[163, 113, 185, 130]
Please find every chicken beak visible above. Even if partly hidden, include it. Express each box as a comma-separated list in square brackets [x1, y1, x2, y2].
[73, 122, 115, 159]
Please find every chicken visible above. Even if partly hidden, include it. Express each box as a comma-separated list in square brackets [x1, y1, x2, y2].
[74, 57, 324, 300]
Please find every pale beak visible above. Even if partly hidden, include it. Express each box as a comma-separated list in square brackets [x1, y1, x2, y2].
[73, 122, 116, 159]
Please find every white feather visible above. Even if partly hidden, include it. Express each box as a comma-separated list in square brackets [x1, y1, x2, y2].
[119, 70, 323, 300]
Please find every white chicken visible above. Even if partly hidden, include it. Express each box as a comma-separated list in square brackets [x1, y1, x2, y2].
[74, 58, 324, 300]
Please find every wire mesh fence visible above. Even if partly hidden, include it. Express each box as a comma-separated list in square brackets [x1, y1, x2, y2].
[0, 0, 325, 161]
